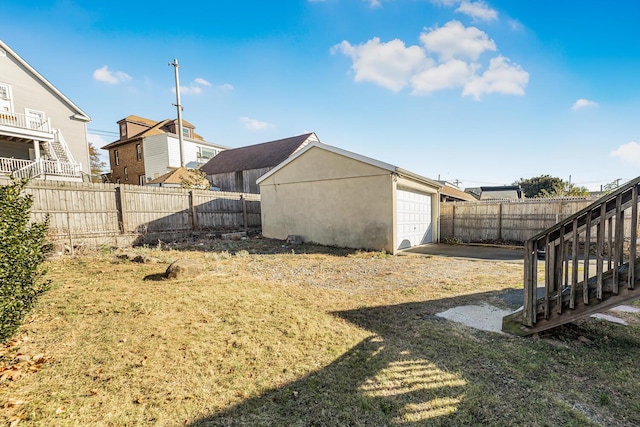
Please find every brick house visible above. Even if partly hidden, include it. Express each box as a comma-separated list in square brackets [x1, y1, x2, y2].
[102, 115, 227, 185]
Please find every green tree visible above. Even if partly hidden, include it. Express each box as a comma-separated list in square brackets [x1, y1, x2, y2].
[515, 175, 565, 198]
[515, 175, 590, 198]
[89, 142, 107, 183]
[180, 168, 209, 190]
[564, 183, 590, 197]
[0, 178, 51, 342]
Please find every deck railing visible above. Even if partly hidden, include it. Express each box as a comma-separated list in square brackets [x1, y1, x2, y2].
[519, 176, 640, 331]
[1, 157, 81, 179]
[0, 157, 32, 174]
[0, 112, 52, 133]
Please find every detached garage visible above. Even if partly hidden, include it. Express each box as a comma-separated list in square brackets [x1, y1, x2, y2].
[257, 142, 442, 254]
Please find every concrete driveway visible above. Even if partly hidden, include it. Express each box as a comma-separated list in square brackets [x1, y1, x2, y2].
[400, 243, 525, 263]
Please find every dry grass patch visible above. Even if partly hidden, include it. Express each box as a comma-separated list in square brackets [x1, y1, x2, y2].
[1, 240, 639, 426]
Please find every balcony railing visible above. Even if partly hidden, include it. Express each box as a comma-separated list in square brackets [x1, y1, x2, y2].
[0, 112, 52, 133]
[0, 157, 81, 179]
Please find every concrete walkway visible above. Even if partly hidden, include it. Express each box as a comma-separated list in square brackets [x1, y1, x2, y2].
[402, 244, 638, 332]
[400, 243, 525, 263]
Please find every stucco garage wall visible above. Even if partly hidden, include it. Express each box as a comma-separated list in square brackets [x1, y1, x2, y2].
[260, 147, 395, 253]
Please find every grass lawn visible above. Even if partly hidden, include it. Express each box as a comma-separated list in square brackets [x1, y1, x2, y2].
[1, 238, 639, 426]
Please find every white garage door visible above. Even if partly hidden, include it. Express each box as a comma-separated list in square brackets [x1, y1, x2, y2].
[396, 189, 433, 250]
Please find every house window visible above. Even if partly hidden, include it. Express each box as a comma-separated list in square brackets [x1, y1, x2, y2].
[25, 109, 46, 130]
[182, 127, 191, 138]
[119, 122, 126, 137]
[136, 144, 142, 161]
[114, 149, 119, 166]
[139, 175, 145, 185]
[0, 83, 13, 113]
[198, 146, 217, 162]
[124, 167, 129, 181]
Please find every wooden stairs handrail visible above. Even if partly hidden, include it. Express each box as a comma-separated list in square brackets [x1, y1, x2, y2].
[503, 176, 640, 336]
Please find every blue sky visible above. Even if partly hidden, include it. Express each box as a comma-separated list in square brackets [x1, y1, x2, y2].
[4, 0, 640, 190]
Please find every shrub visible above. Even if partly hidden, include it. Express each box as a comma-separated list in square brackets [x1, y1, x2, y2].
[0, 178, 51, 342]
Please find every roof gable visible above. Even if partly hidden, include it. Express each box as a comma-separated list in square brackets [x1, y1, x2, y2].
[201, 133, 317, 175]
[0, 39, 90, 121]
[256, 141, 442, 190]
[102, 117, 221, 150]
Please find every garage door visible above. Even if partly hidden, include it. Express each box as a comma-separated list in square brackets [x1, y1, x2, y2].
[396, 189, 433, 250]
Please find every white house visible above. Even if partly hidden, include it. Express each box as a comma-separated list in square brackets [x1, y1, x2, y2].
[0, 39, 91, 181]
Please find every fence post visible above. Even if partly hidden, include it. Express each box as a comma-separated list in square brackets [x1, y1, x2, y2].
[115, 185, 126, 234]
[66, 211, 75, 256]
[498, 203, 503, 241]
[241, 195, 248, 233]
[452, 204, 456, 240]
[189, 190, 198, 231]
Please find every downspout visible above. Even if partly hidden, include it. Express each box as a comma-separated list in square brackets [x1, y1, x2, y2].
[391, 171, 399, 255]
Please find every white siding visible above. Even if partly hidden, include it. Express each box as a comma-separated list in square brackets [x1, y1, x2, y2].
[142, 134, 169, 180]
[0, 46, 90, 173]
[166, 134, 181, 168]
[144, 134, 225, 180]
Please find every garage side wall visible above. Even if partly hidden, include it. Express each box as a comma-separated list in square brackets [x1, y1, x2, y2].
[259, 148, 395, 253]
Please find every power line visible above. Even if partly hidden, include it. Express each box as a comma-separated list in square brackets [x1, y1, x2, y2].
[87, 128, 118, 136]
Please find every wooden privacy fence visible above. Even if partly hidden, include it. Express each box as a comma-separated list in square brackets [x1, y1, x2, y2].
[3, 179, 261, 249]
[440, 198, 599, 243]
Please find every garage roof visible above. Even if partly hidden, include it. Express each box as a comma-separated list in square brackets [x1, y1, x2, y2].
[256, 141, 442, 190]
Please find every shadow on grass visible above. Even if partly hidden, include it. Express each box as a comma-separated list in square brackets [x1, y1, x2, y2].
[187, 290, 640, 426]
[142, 273, 166, 281]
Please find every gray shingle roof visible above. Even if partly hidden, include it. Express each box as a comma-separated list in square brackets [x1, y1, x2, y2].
[201, 133, 316, 175]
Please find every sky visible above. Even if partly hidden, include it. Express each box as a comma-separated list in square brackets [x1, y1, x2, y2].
[3, 0, 640, 190]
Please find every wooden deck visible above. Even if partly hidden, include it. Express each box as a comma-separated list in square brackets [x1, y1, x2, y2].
[503, 176, 640, 336]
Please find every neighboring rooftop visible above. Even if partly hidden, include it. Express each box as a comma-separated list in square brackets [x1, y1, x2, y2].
[440, 184, 478, 202]
[201, 133, 318, 175]
[101, 115, 213, 150]
[147, 167, 208, 188]
[479, 185, 524, 200]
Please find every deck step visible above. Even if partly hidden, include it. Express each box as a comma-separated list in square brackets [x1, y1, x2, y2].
[503, 261, 640, 336]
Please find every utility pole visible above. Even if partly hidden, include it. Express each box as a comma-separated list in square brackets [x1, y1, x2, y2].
[168, 58, 185, 168]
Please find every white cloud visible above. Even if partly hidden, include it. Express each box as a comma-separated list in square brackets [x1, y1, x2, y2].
[508, 19, 524, 31]
[363, 0, 382, 7]
[462, 56, 529, 100]
[411, 59, 478, 95]
[172, 78, 218, 95]
[93, 66, 132, 85]
[219, 83, 234, 91]
[240, 117, 275, 130]
[420, 20, 496, 61]
[333, 21, 528, 99]
[572, 98, 599, 110]
[610, 142, 640, 166]
[455, 0, 498, 22]
[332, 38, 430, 92]
[194, 77, 212, 86]
[178, 85, 203, 95]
